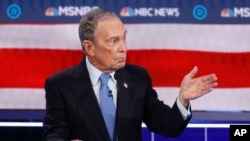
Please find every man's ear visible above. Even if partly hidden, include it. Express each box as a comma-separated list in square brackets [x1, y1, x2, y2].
[82, 40, 95, 56]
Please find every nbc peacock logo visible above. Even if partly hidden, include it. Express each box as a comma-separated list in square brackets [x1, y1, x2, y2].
[120, 7, 135, 17]
[45, 7, 59, 16]
[221, 8, 234, 17]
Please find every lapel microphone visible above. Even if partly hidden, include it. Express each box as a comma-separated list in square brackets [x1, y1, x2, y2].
[114, 72, 120, 81]
[108, 90, 113, 97]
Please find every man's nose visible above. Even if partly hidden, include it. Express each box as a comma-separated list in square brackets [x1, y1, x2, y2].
[118, 40, 127, 52]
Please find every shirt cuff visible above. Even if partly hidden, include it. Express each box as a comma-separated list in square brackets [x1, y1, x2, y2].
[176, 97, 191, 120]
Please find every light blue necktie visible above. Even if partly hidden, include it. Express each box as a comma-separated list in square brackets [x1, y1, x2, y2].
[99, 73, 116, 140]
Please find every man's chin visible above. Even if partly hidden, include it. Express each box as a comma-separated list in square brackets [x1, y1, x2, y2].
[115, 62, 126, 70]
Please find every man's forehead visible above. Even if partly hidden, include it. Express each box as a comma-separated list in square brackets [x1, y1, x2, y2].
[97, 17, 123, 26]
[96, 18, 126, 35]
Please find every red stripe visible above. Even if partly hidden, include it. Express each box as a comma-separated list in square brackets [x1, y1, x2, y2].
[0, 49, 83, 88]
[127, 50, 250, 88]
[0, 48, 249, 88]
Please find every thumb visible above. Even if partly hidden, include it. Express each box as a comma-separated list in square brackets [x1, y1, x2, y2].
[186, 66, 198, 79]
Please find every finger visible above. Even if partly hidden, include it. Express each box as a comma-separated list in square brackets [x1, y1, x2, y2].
[186, 66, 198, 79]
[201, 74, 217, 83]
[203, 81, 218, 89]
[201, 87, 214, 95]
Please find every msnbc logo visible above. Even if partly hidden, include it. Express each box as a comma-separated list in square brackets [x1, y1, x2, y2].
[221, 8, 234, 17]
[45, 7, 59, 16]
[120, 7, 135, 17]
[221, 7, 250, 18]
[45, 6, 98, 17]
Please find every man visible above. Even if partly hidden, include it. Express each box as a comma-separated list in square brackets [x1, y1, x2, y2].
[43, 8, 218, 141]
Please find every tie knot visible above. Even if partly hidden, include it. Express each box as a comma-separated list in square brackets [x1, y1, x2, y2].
[100, 73, 110, 85]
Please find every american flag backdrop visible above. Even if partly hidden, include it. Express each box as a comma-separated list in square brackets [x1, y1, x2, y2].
[0, 0, 250, 111]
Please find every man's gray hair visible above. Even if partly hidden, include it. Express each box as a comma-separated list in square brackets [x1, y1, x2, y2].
[78, 8, 119, 43]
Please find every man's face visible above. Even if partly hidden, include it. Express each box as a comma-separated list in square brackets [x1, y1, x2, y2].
[90, 17, 127, 72]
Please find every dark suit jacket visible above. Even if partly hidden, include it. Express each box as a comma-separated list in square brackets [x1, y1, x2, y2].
[43, 57, 191, 141]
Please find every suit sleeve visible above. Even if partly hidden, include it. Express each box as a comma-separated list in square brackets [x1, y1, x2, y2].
[42, 78, 70, 141]
[142, 70, 192, 138]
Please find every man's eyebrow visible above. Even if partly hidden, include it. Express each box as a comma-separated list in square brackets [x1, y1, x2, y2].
[106, 30, 127, 40]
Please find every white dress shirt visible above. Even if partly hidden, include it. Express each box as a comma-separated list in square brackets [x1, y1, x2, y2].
[86, 57, 117, 107]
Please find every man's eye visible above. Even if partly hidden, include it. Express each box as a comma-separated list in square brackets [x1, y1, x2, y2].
[108, 38, 119, 46]
[112, 39, 118, 43]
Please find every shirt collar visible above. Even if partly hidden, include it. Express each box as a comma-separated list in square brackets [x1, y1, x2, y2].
[86, 57, 116, 86]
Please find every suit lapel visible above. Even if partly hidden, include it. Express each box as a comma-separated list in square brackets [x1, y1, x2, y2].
[114, 69, 134, 135]
[71, 58, 110, 140]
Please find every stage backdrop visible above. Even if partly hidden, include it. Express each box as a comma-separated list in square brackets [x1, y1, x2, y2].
[0, 0, 250, 111]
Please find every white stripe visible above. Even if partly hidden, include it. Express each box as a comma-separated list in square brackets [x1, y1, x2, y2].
[156, 87, 250, 111]
[126, 24, 250, 52]
[0, 24, 81, 50]
[144, 123, 248, 128]
[187, 124, 229, 128]
[0, 122, 42, 127]
[0, 24, 250, 52]
[0, 122, 241, 128]
[0, 88, 250, 111]
[0, 88, 45, 109]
